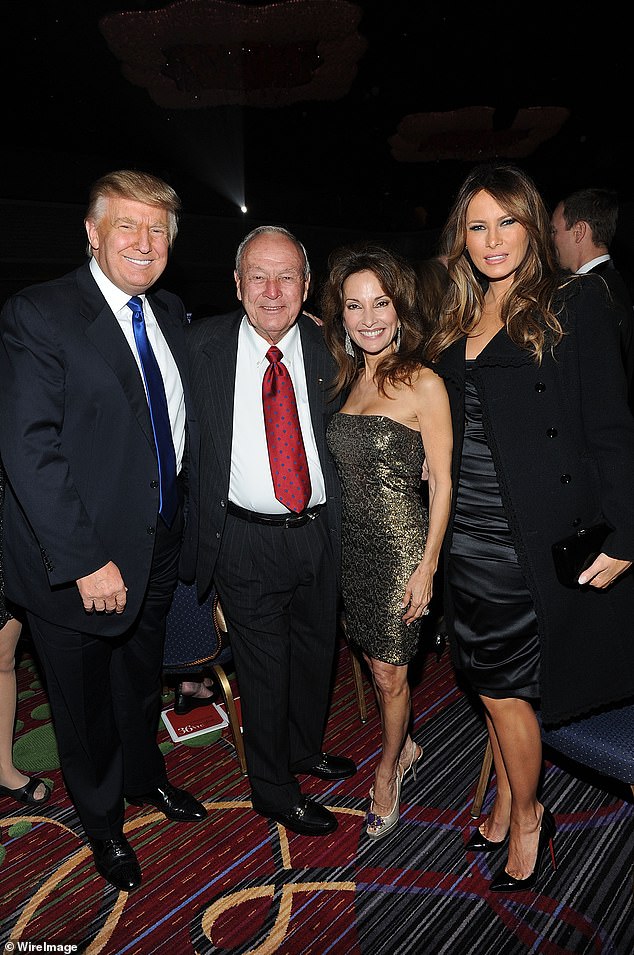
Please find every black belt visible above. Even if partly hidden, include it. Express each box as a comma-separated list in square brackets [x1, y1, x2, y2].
[227, 501, 324, 528]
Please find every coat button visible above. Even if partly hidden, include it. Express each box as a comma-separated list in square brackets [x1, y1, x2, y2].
[546, 428, 558, 437]
[535, 381, 546, 392]
[150, 480, 159, 489]
[147, 525, 156, 535]
[220, 499, 226, 508]
[560, 474, 572, 484]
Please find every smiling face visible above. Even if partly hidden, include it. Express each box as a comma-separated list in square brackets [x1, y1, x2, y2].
[85, 195, 171, 295]
[342, 269, 400, 356]
[465, 189, 530, 289]
[235, 232, 309, 344]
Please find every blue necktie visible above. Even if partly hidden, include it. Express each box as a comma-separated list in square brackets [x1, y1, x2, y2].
[127, 296, 178, 527]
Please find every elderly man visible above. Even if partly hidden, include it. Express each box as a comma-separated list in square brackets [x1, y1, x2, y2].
[0, 170, 206, 892]
[183, 226, 356, 836]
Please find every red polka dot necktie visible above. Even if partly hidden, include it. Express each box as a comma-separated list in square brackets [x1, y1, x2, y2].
[262, 346, 312, 513]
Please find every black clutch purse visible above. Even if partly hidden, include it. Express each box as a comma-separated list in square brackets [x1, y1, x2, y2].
[552, 523, 612, 588]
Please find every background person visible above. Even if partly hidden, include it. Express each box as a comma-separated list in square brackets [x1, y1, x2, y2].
[182, 225, 356, 837]
[0, 170, 206, 893]
[0, 459, 51, 807]
[550, 187, 634, 411]
[427, 162, 634, 893]
[321, 243, 452, 839]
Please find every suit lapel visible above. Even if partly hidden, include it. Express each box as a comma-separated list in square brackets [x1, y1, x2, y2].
[299, 318, 332, 460]
[200, 315, 240, 468]
[78, 265, 155, 451]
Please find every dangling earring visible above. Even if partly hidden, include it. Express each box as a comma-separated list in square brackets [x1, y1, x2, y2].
[394, 325, 402, 351]
[344, 329, 355, 357]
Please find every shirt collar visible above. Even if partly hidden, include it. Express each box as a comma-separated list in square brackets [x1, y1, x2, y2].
[241, 315, 300, 367]
[89, 258, 151, 320]
[578, 254, 611, 274]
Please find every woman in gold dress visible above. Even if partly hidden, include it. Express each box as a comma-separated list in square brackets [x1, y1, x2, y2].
[323, 244, 452, 838]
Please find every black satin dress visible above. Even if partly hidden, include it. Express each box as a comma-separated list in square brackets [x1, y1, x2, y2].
[448, 366, 540, 698]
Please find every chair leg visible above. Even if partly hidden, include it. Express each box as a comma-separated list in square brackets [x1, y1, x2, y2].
[212, 663, 247, 776]
[349, 642, 368, 723]
[471, 738, 493, 818]
[340, 616, 368, 723]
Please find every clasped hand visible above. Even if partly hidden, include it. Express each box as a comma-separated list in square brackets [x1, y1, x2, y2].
[578, 554, 632, 589]
[76, 561, 128, 613]
[402, 564, 432, 625]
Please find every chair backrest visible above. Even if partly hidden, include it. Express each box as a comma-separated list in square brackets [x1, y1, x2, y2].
[541, 702, 634, 788]
[163, 581, 224, 673]
[471, 700, 634, 819]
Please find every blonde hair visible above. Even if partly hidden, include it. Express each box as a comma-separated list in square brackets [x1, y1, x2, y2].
[85, 169, 181, 253]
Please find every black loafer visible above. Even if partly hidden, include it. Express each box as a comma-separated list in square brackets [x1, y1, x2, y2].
[256, 796, 338, 835]
[174, 685, 215, 715]
[296, 753, 357, 781]
[126, 782, 207, 821]
[90, 835, 142, 892]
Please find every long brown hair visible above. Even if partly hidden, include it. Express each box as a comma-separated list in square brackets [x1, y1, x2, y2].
[426, 163, 571, 364]
[321, 243, 429, 397]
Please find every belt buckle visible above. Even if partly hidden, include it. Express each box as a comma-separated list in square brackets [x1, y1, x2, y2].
[284, 513, 307, 528]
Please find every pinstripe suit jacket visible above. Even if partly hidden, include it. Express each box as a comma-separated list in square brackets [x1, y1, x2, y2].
[181, 309, 342, 600]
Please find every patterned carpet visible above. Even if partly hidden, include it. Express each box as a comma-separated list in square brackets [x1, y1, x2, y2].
[1, 633, 633, 954]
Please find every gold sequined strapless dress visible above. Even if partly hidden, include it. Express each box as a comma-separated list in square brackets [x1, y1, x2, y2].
[326, 413, 427, 664]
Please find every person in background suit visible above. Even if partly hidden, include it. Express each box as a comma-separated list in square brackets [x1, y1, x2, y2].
[0, 170, 206, 893]
[183, 225, 356, 837]
[551, 187, 634, 410]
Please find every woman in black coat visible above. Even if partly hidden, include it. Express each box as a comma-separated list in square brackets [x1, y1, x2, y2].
[427, 162, 634, 894]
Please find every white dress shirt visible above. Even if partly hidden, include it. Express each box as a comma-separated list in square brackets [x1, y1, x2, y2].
[229, 317, 326, 513]
[89, 257, 186, 473]
[578, 254, 611, 273]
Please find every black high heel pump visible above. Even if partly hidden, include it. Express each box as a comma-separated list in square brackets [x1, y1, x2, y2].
[489, 806, 556, 892]
[465, 825, 508, 853]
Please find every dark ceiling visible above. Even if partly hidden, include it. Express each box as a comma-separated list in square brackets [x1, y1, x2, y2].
[3, 1, 630, 240]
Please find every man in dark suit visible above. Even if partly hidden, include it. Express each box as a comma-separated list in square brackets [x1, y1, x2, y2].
[551, 187, 634, 411]
[0, 170, 206, 893]
[183, 225, 356, 836]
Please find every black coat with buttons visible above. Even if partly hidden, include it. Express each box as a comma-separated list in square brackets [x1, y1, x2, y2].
[436, 274, 634, 724]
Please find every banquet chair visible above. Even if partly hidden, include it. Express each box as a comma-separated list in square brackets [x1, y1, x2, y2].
[471, 701, 634, 818]
[340, 615, 369, 724]
[163, 581, 247, 775]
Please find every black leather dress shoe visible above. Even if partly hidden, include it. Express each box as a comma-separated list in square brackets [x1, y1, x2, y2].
[174, 683, 215, 715]
[126, 782, 207, 821]
[90, 835, 142, 892]
[255, 796, 338, 835]
[296, 753, 357, 781]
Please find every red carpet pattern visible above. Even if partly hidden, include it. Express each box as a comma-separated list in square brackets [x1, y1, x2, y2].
[1, 638, 633, 954]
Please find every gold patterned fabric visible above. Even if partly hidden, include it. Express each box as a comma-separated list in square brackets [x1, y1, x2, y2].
[327, 413, 427, 664]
